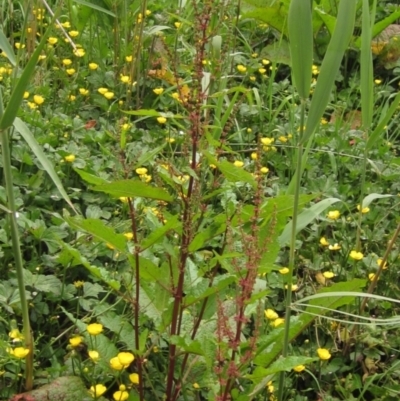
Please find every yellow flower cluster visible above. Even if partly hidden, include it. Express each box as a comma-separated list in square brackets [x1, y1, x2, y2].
[110, 351, 135, 370]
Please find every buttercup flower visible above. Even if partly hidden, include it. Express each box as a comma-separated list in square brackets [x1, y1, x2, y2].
[273, 318, 285, 327]
[61, 21, 71, 28]
[65, 154, 76, 163]
[23, 91, 29, 99]
[120, 75, 130, 83]
[68, 95, 76, 101]
[377, 258, 388, 269]
[260, 167, 269, 174]
[62, 59, 72, 66]
[323, 271, 335, 279]
[285, 284, 299, 291]
[113, 391, 128, 401]
[12, 347, 30, 359]
[69, 30, 79, 37]
[237, 64, 247, 73]
[357, 204, 370, 214]
[123, 233, 134, 240]
[86, 323, 103, 336]
[125, 55, 133, 62]
[157, 116, 167, 124]
[328, 243, 341, 251]
[368, 273, 377, 281]
[103, 91, 114, 99]
[293, 365, 306, 372]
[193, 383, 200, 389]
[258, 68, 266, 74]
[69, 336, 83, 347]
[88, 350, 100, 361]
[317, 348, 331, 360]
[233, 160, 244, 167]
[349, 250, 363, 261]
[9, 329, 23, 340]
[327, 210, 340, 220]
[320, 237, 329, 246]
[264, 309, 278, 320]
[153, 87, 164, 95]
[262, 59, 270, 65]
[129, 373, 139, 384]
[79, 88, 89, 96]
[135, 167, 148, 175]
[48, 37, 58, 45]
[261, 137, 274, 146]
[89, 384, 107, 398]
[110, 356, 124, 370]
[279, 267, 289, 274]
[174, 22, 182, 29]
[74, 280, 84, 287]
[117, 351, 135, 367]
[33, 95, 44, 105]
[66, 68, 76, 76]
[98, 87, 108, 95]
[74, 48, 85, 57]
[89, 62, 99, 70]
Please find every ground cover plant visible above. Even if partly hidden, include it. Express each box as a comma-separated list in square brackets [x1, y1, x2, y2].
[0, 0, 400, 400]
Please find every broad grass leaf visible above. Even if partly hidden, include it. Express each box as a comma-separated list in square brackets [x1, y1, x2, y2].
[279, 197, 342, 246]
[362, 193, 395, 207]
[93, 180, 173, 201]
[13, 118, 78, 213]
[0, 30, 16, 67]
[72, 0, 116, 17]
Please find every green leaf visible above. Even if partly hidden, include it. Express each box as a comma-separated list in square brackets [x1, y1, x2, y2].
[362, 193, 394, 207]
[288, 0, 313, 99]
[0, 26, 52, 130]
[74, 168, 109, 185]
[93, 180, 173, 201]
[134, 144, 166, 169]
[0, 30, 16, 67]
[65, 217, 127, 252]
[279, 197, 342, 246]
[122, 109, 184, 118]
[72, 0, 116, 17]
[13, 118, 78, 214]
[141, 216, 181, 251]
[169, 335, 204, 356]
[217, 160, 257, 188]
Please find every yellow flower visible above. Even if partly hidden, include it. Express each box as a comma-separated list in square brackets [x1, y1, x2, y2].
[374, 79, 382, 85]
[79, 88, 89, 96]
[237, 64, 247, 73]
[349, 250, 364, 261]
[157, 116, 167, 124]
[279, 267, 289, 274]
[377, 258, 387, 269]
[68, 95, 76, 101]
[27, 102, 37, 109]
[62, 59, 72, 66]
[317, 348, 331, 360]
[66, 68, 76, 76]
[285, 284, 299, 291]
[258, 68, 266, 74]
[9, 329, 23, 340]
[12, 347, 30, 359]
[89, 62, 99, 70]
[118, 351, 135, 367]
[250, 152, 257, 160]
[261, 137, 274, 146]
[86, 323, 103, 336]
[48, 37, 58, 45]
[320, 237, 329, 246]
[293, 365, 306, 373]
[23, 91, 29, 99]
[153, 87, 164, 95]
[103, 91, 114, 99]
[323, 271, 335, 279]
[98, 87, 108, 95]
[174, 22, 182, 29]
[264, 309, 278, 320]
[88, 350, 100, 361]
[15, 42, 26, 49]
[249, 76, 256, 81]
[121, 123, 130, 130]
[327, 210, 340, 220]
[64, 154, 76, 163]
[357, 204, 370, 214]
[129, 373, 140, 384]
[33, 95, 45, 105]
[193, 383, 200, 389]
[74, 48, 85, 57]
[69, 30, 79, 37]
[368, 273, 377, 281]
[123, 233, 134, 240]
[110, 356, 124, 370]
[89, 384, 107, 398]
[233, 160, 244, 167]
[120, 75, 130, 83]
[74, 280, 84, 288]
[145, 9, 151, 16]
[119, 197, 128, 203]
[125, 55, 133, 62]
[262, 59, 270, 65]
[61, 21, 71, 28]
[69, 336, 83, 347]
[38, 54, 46, 60]
[328, 243, 341, 251]
[135, 167, 148, 175]
[113, 391, 129, 401]
[273, 318, 285, 327]
[260, 167, 269, 174]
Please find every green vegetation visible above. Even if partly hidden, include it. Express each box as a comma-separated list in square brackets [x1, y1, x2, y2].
[0, 0, 400, 400]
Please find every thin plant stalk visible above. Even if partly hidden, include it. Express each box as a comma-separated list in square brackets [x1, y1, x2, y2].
[0, 126, 33, 390]
[277, 101, 305, 401]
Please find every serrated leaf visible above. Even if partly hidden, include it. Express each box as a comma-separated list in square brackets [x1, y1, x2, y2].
[93, 180, 172, 201]
[141, 216, 181, 251]
[217, 160, 257, 188]
[74, 168, 109, 185]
